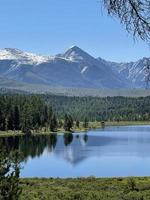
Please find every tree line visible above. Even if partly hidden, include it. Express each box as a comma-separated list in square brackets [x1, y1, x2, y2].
[1, 94, 150, 134]
[0, 95, 82, 134]
[43, 95, 150, 122]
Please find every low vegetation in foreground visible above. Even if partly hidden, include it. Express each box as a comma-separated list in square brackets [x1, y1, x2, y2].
[20, 177, 150, 200]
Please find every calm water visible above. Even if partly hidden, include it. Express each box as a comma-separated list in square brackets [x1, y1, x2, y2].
[2, 125, 150, 177]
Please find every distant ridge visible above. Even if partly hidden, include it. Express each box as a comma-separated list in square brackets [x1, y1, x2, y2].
[0, 46, 149, 92]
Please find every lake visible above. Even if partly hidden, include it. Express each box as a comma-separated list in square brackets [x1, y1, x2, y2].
[1, 125, 150, 178]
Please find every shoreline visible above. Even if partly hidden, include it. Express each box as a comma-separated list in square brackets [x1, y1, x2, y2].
[1, 121, 150, 137]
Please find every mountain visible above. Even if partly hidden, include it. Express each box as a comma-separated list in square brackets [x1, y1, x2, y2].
[97, 57, 149, 88]
[0, 46, 149, 90]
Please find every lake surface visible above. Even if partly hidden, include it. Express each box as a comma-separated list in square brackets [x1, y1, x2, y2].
[1, 125, 150, 178]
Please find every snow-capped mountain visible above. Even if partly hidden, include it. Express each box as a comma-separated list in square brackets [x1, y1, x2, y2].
[0, 48, 52, 64]
[0, 46, 149, 89]
[98, 57, 149, 88]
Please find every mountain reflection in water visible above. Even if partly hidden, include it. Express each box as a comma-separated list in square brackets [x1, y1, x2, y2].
[1, 126, 150, 177]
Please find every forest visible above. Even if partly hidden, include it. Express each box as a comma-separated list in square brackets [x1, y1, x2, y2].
[0, 94, 150, 134]
[0, 94, 75, 134]
[43, 95, 150, 121]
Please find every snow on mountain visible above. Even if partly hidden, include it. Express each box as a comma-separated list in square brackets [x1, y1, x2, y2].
[0, 46, 149, 89]
[81, 66, 88, 74]
[61, 46, 99, 64]
[0, 48, 52, 65]
[105, 57, 150, 88]
[62, 46, 89, 61]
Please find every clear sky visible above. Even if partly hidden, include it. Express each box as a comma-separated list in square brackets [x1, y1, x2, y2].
[0, 0, 150, 62]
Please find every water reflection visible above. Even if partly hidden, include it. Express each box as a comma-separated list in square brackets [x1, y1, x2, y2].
[83, 134, 88, 143]
[0, 133, 88, 162]
[64, 133, 74, 146]
[1, 126, 150, 177]
[0, 134, 56, 161]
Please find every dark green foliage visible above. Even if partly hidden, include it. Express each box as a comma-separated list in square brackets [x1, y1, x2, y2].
[64, 133, 73, 146]
[64, 114, 74, 132]
[76, 120, 80, 128]
[83, 118, 89, 128]
[8, 108, 14, 130]
[50, 114, 58, 132]
[126, 178, 138, 192]
[14, 106, 20, 130]
[119, 178, 142, 200]
[43, 95, 150, 122]
[58, 119, 63, 128]
[49, 134, 57, 149]
[0, 135, 59, 161]
[20, 177, 150, 200]
[0, 95, 54, 134]
[1, 94, 150, 135]
[0, 146, 22, 200]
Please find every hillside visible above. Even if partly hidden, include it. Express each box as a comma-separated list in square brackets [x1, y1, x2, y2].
[0, 46, 149, 91]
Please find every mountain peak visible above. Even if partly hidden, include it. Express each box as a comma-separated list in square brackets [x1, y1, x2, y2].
[4, 48, 23, 54]
[63, 46, 95, 62]
[69, 45, 81, 51]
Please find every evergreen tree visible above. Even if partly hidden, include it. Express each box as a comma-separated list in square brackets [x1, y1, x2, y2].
[14, 106, 20, 130]
[8, 108, 14, 130]
[58, 120, 63, 128]
[21, 103, 32, 134]
[76, 120, 80, 128]
[64, 114, 73, 132]
[83, 118, 89, 129]
[0, 147, 22, 200]
[41, 105, 49, 127]
[50, 114, 58, 132]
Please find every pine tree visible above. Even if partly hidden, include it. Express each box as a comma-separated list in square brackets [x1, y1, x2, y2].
[43, 105, 48, 124]
[0, 148, 22, 200]
[83, 118, 88, 129]
[14, 106, 20, 130]
[8, 108, 14, 130]
[21, 103, 32, 135]
[50, 114, 58, 132]
[76, 120, 80, 128]
[64, 114, 73, 132]
[58, 120, 63, 128]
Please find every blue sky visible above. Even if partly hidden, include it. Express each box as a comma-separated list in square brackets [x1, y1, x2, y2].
[0, 0, 150, 62]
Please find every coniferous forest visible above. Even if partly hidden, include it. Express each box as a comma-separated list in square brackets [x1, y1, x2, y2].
[43, 95, 150, 121]
[0, 95, 52, 134]
[0, 94, 150, 134]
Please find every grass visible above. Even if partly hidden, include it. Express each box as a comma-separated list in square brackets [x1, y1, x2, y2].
[106, 121, 150, 127]
[88, 120, 150, 129]
[1, 121, 150, 137]
[20, 177, 150, 200]
[0, 130, 23, 137]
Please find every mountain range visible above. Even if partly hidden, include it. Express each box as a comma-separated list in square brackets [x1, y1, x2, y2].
[0, 46, 149, 92]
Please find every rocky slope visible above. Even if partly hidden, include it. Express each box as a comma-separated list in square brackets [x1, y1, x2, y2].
[0, 46, 149, 89]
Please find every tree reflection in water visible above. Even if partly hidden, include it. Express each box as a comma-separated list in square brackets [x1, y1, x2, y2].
[64, 133, 73, 146]
[0, 133, 88, 162]
[83, 134, 88, 143]
[0, 134, 56, 161]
